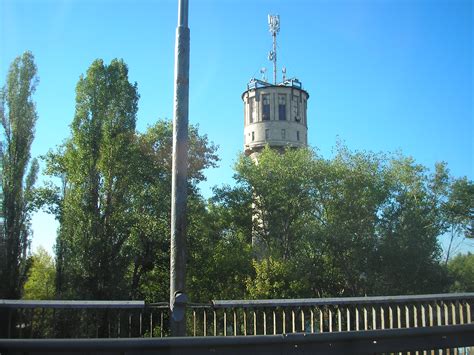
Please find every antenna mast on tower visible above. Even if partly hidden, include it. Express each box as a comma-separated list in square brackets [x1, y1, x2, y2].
[268, 14, 280, 84]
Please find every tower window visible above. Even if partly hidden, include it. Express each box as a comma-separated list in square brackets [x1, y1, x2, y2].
[281, 129, 286, 140]
[278, 94, 286, 120]
[252, 131, 255, 141]
[292, 94, 300, 122]
[262, 94, 270, 121]
[265, 129, 270, 139]
[304, 99, 307, 125]
[297, 131, 300, 141]
[249, 97, 255, 123]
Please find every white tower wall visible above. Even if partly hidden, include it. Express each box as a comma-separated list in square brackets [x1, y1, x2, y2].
[242, 84, 309, 156]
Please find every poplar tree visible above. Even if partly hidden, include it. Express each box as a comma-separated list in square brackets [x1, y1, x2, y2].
[0, 51, 39, 299]
[50, 59, 139, 299]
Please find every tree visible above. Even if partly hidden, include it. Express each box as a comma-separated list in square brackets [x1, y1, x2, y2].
[235, 147, 316, 260]
[41, 82, 219, 300]
[233, 146, 391, 297]
[23, 246, 56, 300]
[443, 177, 474, 263]
[40, 110, 218, 335]
[246, 257, 307, 299]
[0, 51, 39, 299]
[45, 58, 139, 300]
[187, 186, 253, 301]
[448, 253, 474, 292]
[224, 145, 452, 298]
[123, 120, 219, 301]
[305, 145, 390, 296]
[42, 114, 220, 301]
[19, 246, 56, 337]
[377, 157, 449, 295]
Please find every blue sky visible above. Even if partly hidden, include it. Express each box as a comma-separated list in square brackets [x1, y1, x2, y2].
[1, 0, 472, 255]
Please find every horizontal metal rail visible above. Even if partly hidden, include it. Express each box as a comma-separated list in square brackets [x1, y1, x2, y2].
[212, 293, 474, 308]
[1, 324, 473, 354]
[0, 300, 145, 309]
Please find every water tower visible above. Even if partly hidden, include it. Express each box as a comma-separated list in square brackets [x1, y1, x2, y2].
[242, 15, 310, 255]
[242, 15, 309, 159]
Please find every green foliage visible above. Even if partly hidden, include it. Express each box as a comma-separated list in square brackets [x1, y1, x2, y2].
[445, 178, 473, 229]
[0, 51, 39, 299]
[23, 247, 56, 300]
[185, 184, 253, 302]
[236, 147, 316, 259]
[229, 145, 460, 298]
[448, 253, 474, 292]
[315, 147, 389, 296]
[46, 58, 139, 300]
[39, 59, 220, 302]
[442, 177, 474, 263]
[187, 202, 253, 301]
[124, 120, 219, 302]
[31, 56, 471, 304]
[247, 257, 302, 299]
[376, 156, 448, 295]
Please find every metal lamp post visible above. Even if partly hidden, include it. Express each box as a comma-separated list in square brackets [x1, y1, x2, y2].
[170, 0, 190, 337]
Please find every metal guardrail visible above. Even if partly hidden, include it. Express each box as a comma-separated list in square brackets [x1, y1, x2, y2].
[1, 293, 473, 340]
[0, 300, 167, 339]
[0, 300, 146, 309]
[189, 293, 474, 337]
[1, 324, 473, 354]
[212, 293, 474, 308]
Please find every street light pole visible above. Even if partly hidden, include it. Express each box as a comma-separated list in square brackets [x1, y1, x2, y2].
[170, 0, 190, 337]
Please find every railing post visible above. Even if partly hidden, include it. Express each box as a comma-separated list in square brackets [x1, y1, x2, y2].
[7, 309, 12, 338]
[233, 309, 237, 336]
[273, 310, 277, 335]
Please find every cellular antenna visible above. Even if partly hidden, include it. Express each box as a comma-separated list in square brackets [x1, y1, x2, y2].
[260, 67, 267, 82]
[268, 14, 280, 84]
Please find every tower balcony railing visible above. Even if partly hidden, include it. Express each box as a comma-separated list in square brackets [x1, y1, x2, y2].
[0, 293, 472, 339]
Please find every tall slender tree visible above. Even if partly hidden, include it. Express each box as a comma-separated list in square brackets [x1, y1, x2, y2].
[49, 59, 139, 299]
[0, 51, 39, 299]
